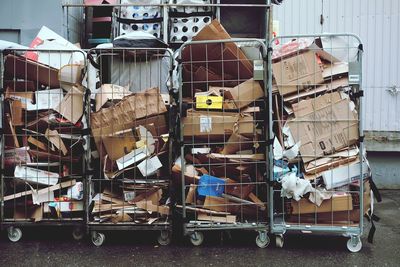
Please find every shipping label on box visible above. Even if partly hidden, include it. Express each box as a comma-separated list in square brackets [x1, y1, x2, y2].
[199, 116, 212, 133]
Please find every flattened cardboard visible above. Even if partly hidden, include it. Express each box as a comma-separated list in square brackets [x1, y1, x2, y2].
[14, 165, 59, 186]
[95, 84, 131, 112]
[215, 79, 264, 109]
[102, 129, 136, 161]
[54, 86, 84, 124]
[4, 147, 31, 168]
[4, 54, 60, 88]
[27, 89, 64, 111]
[91, 88, 167, 154]
[9, 100, 26, 126]
[137, 156, 163, 177]
[272, 50, 324, 96]
[291, 193, 353, 215]
[45, 129, 68, 156]
[221, 133, 253, 155]
[288, 92, 359, 162]
[116, 146, 150, 171]
[28, 136, 49, 151]
[283, 77, 349, 104]
[4, 80, 35, 92]
[197, 213, 236, 223]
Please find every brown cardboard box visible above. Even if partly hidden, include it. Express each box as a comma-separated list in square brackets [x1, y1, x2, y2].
[4, 54, 59, 88]
[182, 111, 255, 140]
[181, 20, 253, 93]
[272, 50, 324, 96]
[288, 92, 359, 163]
[291, 192, 353, 215]
[211, 79, 264, 110]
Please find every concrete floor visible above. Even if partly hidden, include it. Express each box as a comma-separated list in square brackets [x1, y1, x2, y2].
[0, 191, 399, 267]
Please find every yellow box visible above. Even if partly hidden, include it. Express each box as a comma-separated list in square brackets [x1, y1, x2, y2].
[196, 95, 223, 110]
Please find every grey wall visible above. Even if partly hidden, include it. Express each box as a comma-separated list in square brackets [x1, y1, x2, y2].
[0, 0, 63, 45]
[0, 0, 83, 45]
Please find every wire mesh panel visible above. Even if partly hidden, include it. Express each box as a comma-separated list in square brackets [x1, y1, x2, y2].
[268, 34, 375, 252]
[174, 19, 270, 248]
[0, 48, 87, 242]
[86, 47, 174, 247]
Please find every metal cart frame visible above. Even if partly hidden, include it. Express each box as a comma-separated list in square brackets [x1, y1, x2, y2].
[0, 48, 88, 242]
[85, 47, 175, 246]
[267, 33, 366, 252]
[176, 38, 271, 248]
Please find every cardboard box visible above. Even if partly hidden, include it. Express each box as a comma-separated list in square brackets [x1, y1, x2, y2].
[4, 54, 60, 88]
[182, 111, 255, 139]
[211, 79, 264, 110]
[288, 92, 359, 162]
[181, 20, 253, 92]
[272, 50, 324, 96]
[321, 159, 370, 190]
[291, 192, 353, 215]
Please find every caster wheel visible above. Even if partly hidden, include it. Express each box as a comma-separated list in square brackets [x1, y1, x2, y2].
[256, 232, 270, 248]
[91, 231, 105, 247]
[347, 237, 362, 253]
[72, 227, 85, 241]
[157, 230, 171, 246]
[190, 231, 204, 246]
[8, 227, 22, 242]
[275, 235, 284, 248]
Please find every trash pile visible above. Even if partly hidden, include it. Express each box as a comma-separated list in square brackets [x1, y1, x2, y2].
[88, 75, 171, 223]
[271, 37, 373, 224]
[172, 20, 267, 224]
[2, 26, 86, 221]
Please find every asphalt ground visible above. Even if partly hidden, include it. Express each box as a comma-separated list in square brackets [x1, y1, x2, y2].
[0, 190, 399, 267]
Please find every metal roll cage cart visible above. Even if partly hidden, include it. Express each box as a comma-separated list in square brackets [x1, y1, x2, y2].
[0, 48, 88, 242]
[267, 33, 366, 252]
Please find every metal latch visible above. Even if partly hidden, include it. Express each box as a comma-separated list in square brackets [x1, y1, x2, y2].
[386, 85, 400, 96]
[253, 60, 264, 81]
